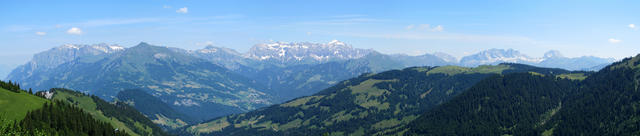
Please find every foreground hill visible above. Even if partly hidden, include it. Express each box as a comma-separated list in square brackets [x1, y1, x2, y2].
[0, 81, 168, 136]
[406, 73, 580, 135]
[407, 54, 640, 135]
[542, 54, 640, 135]
[183, 64, 580, 136]
[0, 85, 47, 122]
[0, 82, 166, 135]
[51, 88, 169, 136]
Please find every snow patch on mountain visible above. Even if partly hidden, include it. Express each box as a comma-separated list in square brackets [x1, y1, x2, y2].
[245, 40, 373, 65]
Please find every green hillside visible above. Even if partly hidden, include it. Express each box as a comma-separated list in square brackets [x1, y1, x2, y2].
[541, 54, 640, 135]
[52, 88, 169, 136]
[405, 54, 640, 135]
[183, 64, 577, 136]
[0, 88, 47, 123]
[407, 73, 579, 135]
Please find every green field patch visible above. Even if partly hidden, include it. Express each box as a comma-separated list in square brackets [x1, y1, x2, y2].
[188, 117, 230, 133]
[280, 119, 303, 131]
[280, 95, 325, 108]
[152, 114, 188, 129]
[556, 73, 587, 80]
[0, 88, 47, 123]
[349, 79, 395, 96]
[427, 65, 511, 76]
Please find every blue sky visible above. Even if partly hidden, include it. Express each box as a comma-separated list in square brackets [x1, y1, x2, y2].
[1, 0, 639, 68]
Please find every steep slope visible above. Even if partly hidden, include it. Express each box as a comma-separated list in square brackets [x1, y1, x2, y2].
[52, 88, 169, 136]
[0, 86, 47, 122]
[116, 89, 193, 129]
[184, 64, 575, 136]
[540, 54, 640, 135]
[407, 73, 580, 135]
[0, 80, 167, 136]
[8, 42, 273, 121]
[407, 54, 640, 136]
[6, 44, 124, 83]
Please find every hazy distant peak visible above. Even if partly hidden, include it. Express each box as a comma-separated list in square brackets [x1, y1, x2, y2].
[433, 52, 458, 62]
[544, 50, 564, 58]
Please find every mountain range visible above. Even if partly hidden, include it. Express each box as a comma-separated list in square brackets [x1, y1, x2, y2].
[4, 41, 615, 129]
[2, 42, 640, 135]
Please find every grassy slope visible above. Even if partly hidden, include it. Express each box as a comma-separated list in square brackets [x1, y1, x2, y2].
[0, 88, 47, 123]
[52, 90, 144, 136]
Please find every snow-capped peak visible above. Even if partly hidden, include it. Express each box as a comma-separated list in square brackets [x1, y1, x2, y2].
[460, 48, 542, 66]
[62, 44, 80, 50]
[109, 45, 124, 50]
[328, 40, 346, 46]
[246, 40, 372, 64]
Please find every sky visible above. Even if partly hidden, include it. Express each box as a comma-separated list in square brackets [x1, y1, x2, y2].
[1, 0, 639, 70]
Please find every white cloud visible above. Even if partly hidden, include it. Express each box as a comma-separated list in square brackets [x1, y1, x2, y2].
[432, 25, 444, 32]
[306, 32, 312, 35]
[608, 38, 621, 44]
[406, 24, 415, 30]
[299, 18, 384, 25]
[66, 27, 83, 35]
[418, 24, 431, 30]
[176, 7, 188, 14]
[630, 24, 637, 30]
[334, 32, 535, 44]
[163, 5, 172, 9]
[35, 31, 46, 36]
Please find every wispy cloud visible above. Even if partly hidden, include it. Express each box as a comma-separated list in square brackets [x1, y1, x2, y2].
[163, 5, 172, 9]
[407, 24, 444, 32]
[334, 32, 535, 44]
[299, 18, 384, 25]
[176, 7, 188, 14]
[75, 18, 162, 27]
[608, 38, 621, 44]
[35, 31, 46, 36]
[54, 15, 243, 28]
[66, 27, 83, 35]
[630, 24, 637, 30]
[406, 24, 415, 30]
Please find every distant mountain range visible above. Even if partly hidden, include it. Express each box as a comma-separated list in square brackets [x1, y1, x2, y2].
[4, 41, 615, 128]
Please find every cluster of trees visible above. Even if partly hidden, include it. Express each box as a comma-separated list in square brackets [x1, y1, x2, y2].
[406, 56, 640, 135]
[0, 118, 47, 136]
[407, 73, 579, 135]
[0, 80, 23, 93]
[547, 62, 640, 135]
[1, 100, 129, 136]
